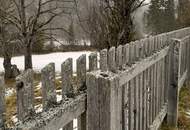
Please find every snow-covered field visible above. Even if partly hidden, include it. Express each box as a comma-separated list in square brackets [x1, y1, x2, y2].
[0, 51, 94, 72]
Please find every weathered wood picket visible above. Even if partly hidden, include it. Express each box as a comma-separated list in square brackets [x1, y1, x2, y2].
[167, 36, 190, 126]
[0, 27, 190, 130]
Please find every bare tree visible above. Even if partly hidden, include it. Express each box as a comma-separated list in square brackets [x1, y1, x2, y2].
[75, 0, 146, 49]
[0, 0, 73, 70]
[0, 0, 19, 79]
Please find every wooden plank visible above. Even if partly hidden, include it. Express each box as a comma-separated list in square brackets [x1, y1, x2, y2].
[154, 63, 158, 117]
[142, 70, 147, 130]
[185, 41, 188, 74]
[62, 58, 74, 130]
[178, 70, 188, 91]
[180, 35, 190, 42]
[116, 45, 123, 69]
[157, 61, 162, 112]
[151, 64, 155, 121]
[129, 43, 135, 64]
[129, 79, 135, 130]
[16, 69, 34, 121]
[0, 76, 5, 128]
[149, 36, 154, 54]
[154, 36, 158, 51]
[100, 75, 121, 130]
[139, 73, 143, 129]
[188, 37, 190, 81]
[167, 40, 179, 127]
[61, 58, 74, 99]
[89, 53, 98, 71]
[149, 66, 153, 125]
[63, 122, 73, 130]
[78, 113, 86, 130]
[178, 40, 182, 79]
[41, 63, 57, 110]
[117, 78, 123, 130]
[161, 59, 165, 107]
[139, 40, 145, 59]
[156, 36, 159, 51]
[133, 42, 137, 61]
[87, 72, 121, 130]
[135, 41, 140, 61]
[16, 94, 86, 130]
[134, 76, 139, 130]
[152, 64, 156, 121]
[122, 44, 130, 66]
[158, 35, 161, 50]
[157, 62, 160, 113]
[123, 83, 129, 130]
[100, 49, 108, 71]
[147, 37, 151, 56]
[119, 46, 169, 87]
[147, 68, 151, 129]
[162, 34, 166, 47]
[160, 35, 164, 48]
[150, 104, 167, 130]
[144, 38, 149, 57]
[164, 55, 169, 103]
[86, 73, 99, 130]
[108, 47, 116, 72]
[77, 54, 86, 91]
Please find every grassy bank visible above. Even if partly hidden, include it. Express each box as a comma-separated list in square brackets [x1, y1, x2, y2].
[161, 84, 190, 130]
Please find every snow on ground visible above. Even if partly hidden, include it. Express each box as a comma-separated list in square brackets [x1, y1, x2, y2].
[44, 39, 91, 49]
[5, 88, 15, 97]
[0, 51, 95, 72]
[186, 110, 190, 118]
[4, 51, 97, 129]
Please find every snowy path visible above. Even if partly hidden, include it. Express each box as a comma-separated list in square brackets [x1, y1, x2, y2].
[0, 51, 94, 72]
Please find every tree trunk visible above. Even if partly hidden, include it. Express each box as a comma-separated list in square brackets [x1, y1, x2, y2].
[3, 56, 12, 79]
[24, 44, 32, 70]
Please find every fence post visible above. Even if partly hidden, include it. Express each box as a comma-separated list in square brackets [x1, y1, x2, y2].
[77, 55, 87, 130]
[108, 47, 116, 72]
[100, 49, 108, 72]
[77, 54, 86, 91]
[41, 63, 57, 110]
[62, 58, 74, 99]
[89, 53, 98, 71]
[167, 39, 179, 127]
[87, 72, 121, 130]
[62, 58, 74, 130]
[16, 69, 34, 121]
[0, 76, 5, 129]
[187, 37, 190, 82]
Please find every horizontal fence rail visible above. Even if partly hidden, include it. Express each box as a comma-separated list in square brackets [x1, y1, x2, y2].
[0, 27, 190, 130]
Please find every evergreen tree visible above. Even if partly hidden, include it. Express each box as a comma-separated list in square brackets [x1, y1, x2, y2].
[177, 0, 190, 27]
[147, 0, 176, 34]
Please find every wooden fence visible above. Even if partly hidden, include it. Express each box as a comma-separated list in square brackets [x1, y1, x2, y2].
[0, 27, 190, 130]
